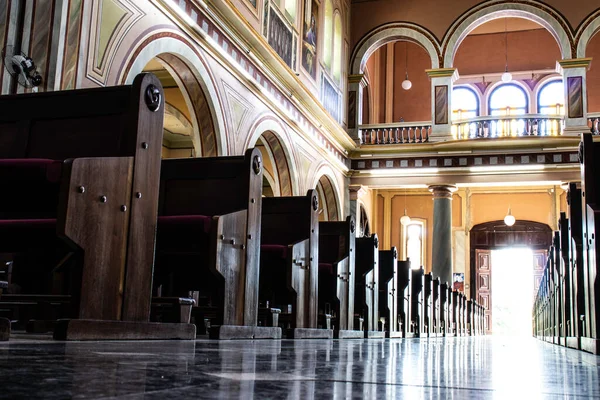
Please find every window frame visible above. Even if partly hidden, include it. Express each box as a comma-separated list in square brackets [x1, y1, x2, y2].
[402, 218, 426, 270]
[536, 79, 564, 115]
[452, 85, 480, 120]
[488, 83, 529, 116]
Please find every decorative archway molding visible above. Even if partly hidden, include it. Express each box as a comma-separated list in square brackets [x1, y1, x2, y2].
[350, 22, 441, 75]
[442, 1, 573, 68]
[575, 10, 600, 58]
[246, 114, 299, 196]
[311, 163, 343, 221]
[118, 33, 228, 156]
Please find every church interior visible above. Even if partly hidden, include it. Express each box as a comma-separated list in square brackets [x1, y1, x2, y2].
[1, 0, 599, 397]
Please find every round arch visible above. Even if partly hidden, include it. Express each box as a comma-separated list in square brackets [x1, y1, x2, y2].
[311, 165, 343, 222]
[246, 115, 299, 196]
[119, 34, 228, 156]
[442, 2, 573, 68]
[485, 80, 533, 114]
[350, 23, 441, 75]
[576, 11, 600, 58]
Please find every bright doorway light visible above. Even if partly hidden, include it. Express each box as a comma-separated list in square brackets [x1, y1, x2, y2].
[491, 248, 534, 336]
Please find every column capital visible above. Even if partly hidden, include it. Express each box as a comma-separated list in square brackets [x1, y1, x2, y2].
[349, 184, 369, 200]
[556, 58, 592, 73]
[348, 74, 367, 87]
[425, 68, 459, 82]
[428, 184, 458, 199]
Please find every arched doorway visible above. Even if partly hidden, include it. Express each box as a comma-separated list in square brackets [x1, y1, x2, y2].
[253, 131, 293, 197]
[470, 220, 552, 334]
[121, 36, 226, 156]
[315, 174, 340, 222]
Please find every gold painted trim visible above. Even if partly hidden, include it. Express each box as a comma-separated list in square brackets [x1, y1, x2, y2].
[348, 74, 366, 85]
[425, 68, 459, 80]
[556, 58, 592, 71]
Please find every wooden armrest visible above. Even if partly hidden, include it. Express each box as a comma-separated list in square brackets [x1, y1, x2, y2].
[152, 297, 196, 306]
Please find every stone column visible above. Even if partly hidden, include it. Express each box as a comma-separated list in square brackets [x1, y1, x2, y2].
[429, 185, 457, 285]
[347, 74, 368, 145]
[425, 68, 459, 142]
[556, 58, 592, 135]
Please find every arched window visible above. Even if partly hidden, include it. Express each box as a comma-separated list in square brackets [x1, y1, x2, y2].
[489, 84, 528, 116]
[403, 219, 425, 269]
[452, 87, 479, 120]
[537, 80, 564, 115]
[323, 0, 333, 70]
[332, 13, 342, 82]
[284, 0, 297, 23]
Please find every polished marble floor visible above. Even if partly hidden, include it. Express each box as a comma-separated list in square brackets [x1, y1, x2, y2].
[1, 335, 599, 399]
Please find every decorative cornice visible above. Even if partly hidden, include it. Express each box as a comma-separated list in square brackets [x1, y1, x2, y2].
[426, 68, 459, 81]
[556, 58, 593, 71]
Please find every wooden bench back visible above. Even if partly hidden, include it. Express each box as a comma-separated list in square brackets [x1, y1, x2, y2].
[261, 190, 319, 248]
[0, 73, 164, 322]
[318, 216, 355, 263]
[0, 75, 161, 160]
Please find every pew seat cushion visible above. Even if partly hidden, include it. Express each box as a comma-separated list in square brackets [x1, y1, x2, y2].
[0, 159, 62, 219]
[0, 219, 57, 252]
[156, 215, 212, 252]
[319, 263, 334, 275]
[260, 244, 288, 259]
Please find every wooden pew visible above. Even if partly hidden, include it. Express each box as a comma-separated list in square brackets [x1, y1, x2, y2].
[0, 279, 8, 341]
[154, 148, 280, 340]
[0, 73, 194, 340]
[396, 260, 411, 337]
[440, 282, 449, 336]
[579, 133, 600, 354]
[566, 183, 585, 349]
[407, 267, 424, 338]
[452, 290, 460, 337]
[432, 278, 441, 336]
[423, 273, 433, 337]
[378, 247, 401, 338]
[318, 216, 362, 338]
[258, 190, 330, 339]
[355, 235, 384, 338]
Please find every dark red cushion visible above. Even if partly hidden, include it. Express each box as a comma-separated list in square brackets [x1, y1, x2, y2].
[0, 219, 57, 252]
[260, 244, 288, 259]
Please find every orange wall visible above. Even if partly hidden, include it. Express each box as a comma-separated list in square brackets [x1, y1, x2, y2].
[350, 0, 599, 49]
[372, 189, 566, 275]
[364, 42, 432, 123]
[470, 192, 557, 228]
[587, 32, 600, 113]
[454, 29, 560, 76]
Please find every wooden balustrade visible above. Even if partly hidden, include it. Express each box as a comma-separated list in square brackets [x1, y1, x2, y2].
[588, 113, 600, 135]
[452, 115, 564, 139]
[359, 122, 431, 145]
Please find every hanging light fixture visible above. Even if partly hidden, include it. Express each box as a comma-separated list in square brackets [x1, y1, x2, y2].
[501, 18, 512, 83]
[402, 42, 412, 90]
[401, 189, 411, 226]
[504, 205, 516, 226]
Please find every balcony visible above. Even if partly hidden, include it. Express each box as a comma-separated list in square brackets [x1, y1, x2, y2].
[359, 122, 432, 145]
[451, 114, 564, 139]
[589, 113, 600, 135]
[358, 115, 568, 146]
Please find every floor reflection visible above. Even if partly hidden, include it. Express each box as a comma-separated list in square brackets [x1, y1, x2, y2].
[0, 336, 598, 399]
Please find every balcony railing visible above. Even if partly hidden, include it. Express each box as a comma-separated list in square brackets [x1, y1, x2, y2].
[452, 114, 564, 140]
[589, 113, 600, 135]
[359, 122, 431, 144]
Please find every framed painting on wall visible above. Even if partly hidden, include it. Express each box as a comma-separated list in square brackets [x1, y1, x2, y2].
[302, 0, 318, 79]
[453, 272, 465, 292]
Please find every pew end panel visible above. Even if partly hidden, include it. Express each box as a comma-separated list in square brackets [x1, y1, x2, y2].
[318, 216, 357, 335]
[156, 148, 264, 337]
[0, 73, 196, 340]
[259, 191, 323, 338]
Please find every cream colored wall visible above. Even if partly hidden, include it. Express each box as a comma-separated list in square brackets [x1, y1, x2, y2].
[371, 186, 568, 296]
